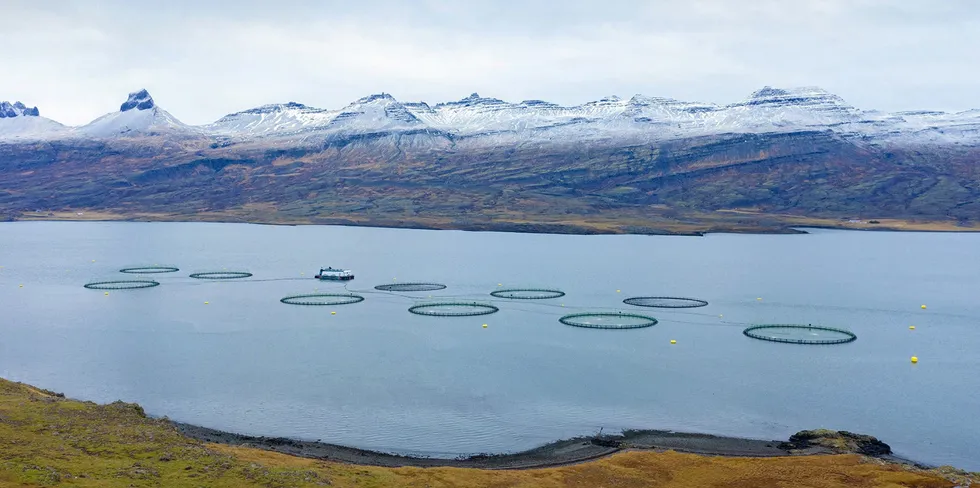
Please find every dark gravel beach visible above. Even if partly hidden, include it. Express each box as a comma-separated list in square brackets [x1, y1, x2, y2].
[175, 423, 838, 470]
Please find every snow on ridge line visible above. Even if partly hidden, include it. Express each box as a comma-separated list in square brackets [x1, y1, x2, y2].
[202, 87, 980, 141]
[2, 86, 980, 144]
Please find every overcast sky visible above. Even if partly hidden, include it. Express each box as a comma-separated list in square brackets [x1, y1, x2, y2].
[2, 0, 978, 125]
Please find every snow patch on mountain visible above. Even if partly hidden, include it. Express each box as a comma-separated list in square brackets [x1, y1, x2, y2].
[76, 89, 198, 138]
[2, 86, 978, 147]
[206, 102, 340, 138]
[236, 87, 978, 146]
[327, 93, 423, 132]
[0, 100, 69, 140]
[711, 86, 863, 131]
[0, 116, 68, 141]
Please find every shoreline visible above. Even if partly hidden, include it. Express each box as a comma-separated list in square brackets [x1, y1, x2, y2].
[10, 210, 979, 236]
[173, 422, 918, 471]
[5, 377, 976, 488]
[0, 378, 980, 488]
[0, 375, 923, 470]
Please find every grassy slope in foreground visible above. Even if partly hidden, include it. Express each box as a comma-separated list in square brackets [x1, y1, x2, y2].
[1, 380, 977, 487]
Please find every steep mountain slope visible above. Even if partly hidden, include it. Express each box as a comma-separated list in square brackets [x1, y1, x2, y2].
[0, 101, 69, 140]
[76, 89, 200, 138]
[205, 102, 339, 139]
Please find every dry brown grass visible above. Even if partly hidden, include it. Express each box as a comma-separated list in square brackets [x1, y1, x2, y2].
[210, 443, 960, 488]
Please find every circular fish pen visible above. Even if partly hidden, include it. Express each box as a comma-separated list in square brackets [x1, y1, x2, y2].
[119, 266, 180, 274]
[375, 283, 447, 292]
[559, 312, 658, 330]
[490, 288, 565, 300]
[84, 280, 160, 290]
[189, 271, 253, 280]
[409, 302, 499, 317]
[623, 296, 708, 308]
[280, 293, 365, 306]
[742, 324, 857, 345]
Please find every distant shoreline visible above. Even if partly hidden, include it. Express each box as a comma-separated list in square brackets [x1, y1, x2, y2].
[10, 210, 978, 236]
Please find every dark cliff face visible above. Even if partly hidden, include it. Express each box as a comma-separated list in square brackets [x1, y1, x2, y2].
[119, 89, 155, 112]
[0, 101, 41, 118]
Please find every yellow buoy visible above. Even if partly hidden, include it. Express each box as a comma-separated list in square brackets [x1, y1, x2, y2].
[616, 289, 621, 293]
[104, 292, 109, 296]
[920, 304, 927, 309]
[19, 284, 23, 288]
[204, 301, 209, 305]
[911, 356, 918, 363]
[498, 283, 502, 286]
[331, 311, 336, 315]
[719, 314, 723, 318]
[482, 324, 488, 328]
[756, 297, 762, 301]
[909, 325, 915, 330]
[91, 260, 96, 262]
[670, 339, 677, 344]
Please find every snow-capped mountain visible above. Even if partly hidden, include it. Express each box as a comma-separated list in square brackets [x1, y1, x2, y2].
[328, 93, 424, 132]
[204, 93, 429, 143]
[1, 86, 978, 147]
[205, 102, 339, 138]
[76, 89, 198, 138]
[703, 87, 862, 132]
[3, 86, 979, 235]
[0, 101, 68, 140]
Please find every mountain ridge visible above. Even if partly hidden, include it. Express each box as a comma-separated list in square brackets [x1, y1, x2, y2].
[0, 86, 978, 234]
[2, 87, 978, 147]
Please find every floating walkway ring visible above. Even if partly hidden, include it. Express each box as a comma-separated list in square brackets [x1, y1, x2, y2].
[84, 280, 160, 290]
[623, 296, 708, 308]
[189, 271, 253, 280]
[491, 288, 566, 300]
[375, 283, 447, 292]
[743, 324, 857, 345]
[119, 266, 179, 274]
[409, 302, 499, 317]
[559, 312, 658, 329]
[280, 293, 365, 306]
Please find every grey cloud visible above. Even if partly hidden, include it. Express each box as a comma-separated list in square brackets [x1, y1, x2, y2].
[1, 0, 977, 125]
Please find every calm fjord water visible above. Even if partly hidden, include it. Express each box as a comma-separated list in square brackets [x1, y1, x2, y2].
[1, 222, 978, 469]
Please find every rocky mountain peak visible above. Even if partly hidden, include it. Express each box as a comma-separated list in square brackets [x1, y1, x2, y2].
[434, 93, 508, 109]
[737, 86, 852, 111]
[235, 102, 311, 115]
[355, 93, 398, 104]
[119, 89, 155, 112]
[0, 101, 41, 118]
[750, 86, 792, 99]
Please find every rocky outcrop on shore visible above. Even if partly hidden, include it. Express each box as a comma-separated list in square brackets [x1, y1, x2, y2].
[780, 429, 892, 456]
